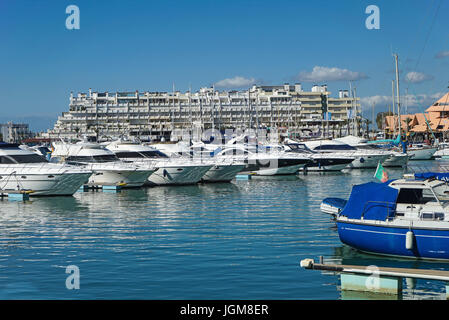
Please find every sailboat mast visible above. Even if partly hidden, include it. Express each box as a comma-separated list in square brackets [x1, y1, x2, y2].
[394, 54, 401, 135]
[391, 80, 396, 137]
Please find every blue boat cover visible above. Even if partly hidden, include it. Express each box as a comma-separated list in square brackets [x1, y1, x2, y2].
[340, 181, 398, 221]
[415, 172, 449, 182]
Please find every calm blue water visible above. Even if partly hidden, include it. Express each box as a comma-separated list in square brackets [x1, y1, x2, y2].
[1, 160, 449, 299]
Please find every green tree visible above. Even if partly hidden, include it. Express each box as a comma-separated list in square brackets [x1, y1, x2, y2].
[376, 111, 393, 130]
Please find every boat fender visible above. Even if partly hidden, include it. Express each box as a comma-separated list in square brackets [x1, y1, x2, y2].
[406, 231, 414, 250]
[359, 157, 365, 163]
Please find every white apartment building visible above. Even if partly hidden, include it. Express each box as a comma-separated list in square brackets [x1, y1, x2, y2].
[0, 122, 33, 143]
[43, 84, 360, 141]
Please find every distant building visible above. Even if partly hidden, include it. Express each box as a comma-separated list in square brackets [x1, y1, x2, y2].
[42, 84, 360, 141]
[0, 122, 33, 143]
[384, 92, 449, 139]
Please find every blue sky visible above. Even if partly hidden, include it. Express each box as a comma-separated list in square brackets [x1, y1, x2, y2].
[1, 0, 449, 131]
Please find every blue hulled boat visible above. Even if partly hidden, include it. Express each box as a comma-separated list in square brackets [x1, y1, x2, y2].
[322, 176, 449, 260]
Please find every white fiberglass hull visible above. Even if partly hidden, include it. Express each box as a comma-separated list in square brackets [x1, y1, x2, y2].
[148, 165, 212, 185]
[250, 163, 304, 176]
[0, 168, 92, 196]
[302, 162, 351, 172]
[434, 148, 449, 158]
[382, 154, 409, 167]
[88, 169, 154, 187]
[408, 148, 437, 160]
[346, 154, 390, 169]
[202, 164, 246, 182]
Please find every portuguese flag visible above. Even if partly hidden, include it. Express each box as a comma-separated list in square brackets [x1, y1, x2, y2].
[374, 162, 388, 183]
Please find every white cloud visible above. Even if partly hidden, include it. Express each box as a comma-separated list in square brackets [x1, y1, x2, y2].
[214, 76, 256, 88]
[404, 71, 433, 83]
[296, 66, 368, 82]
[361, 92, 445, 112]
[435, 51, 449, 59]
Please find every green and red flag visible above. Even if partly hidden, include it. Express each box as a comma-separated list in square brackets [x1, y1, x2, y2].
[374, 162, 388, 182]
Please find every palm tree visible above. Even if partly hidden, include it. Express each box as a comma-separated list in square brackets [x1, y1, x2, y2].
[365, 119, 372, 138]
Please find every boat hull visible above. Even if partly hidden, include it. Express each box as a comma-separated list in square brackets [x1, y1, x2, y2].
[88, 169, 154, 188]
[337, 220, 449, 260]
[148, 165, 211, 185]
[242, 158, 309, 175]
[0, 172, 92, 196]
[303, 158, 354, 172]
[382, 154, 409, 167]
[346, 155, 390, 169]
[202, 164, 246, 182]
[408, 148, 437, 160]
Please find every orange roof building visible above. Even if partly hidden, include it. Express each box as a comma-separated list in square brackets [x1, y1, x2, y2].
[384, 92, 449, 135]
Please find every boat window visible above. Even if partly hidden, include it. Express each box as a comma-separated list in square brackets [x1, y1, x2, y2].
[139, 151, 169, 158]
[356, 145, 380, 150]
[115, 151, 144, 158]
[396, 188, 437, 204]
[286, 144, 313, 153]
[0, 154, 47, 164]
[313, 144, 356, 151]
[420, 212, 445, 221]
[92, 154, 119, 162]
[66, 154, 119, 162]
[221, 149, 248, 155]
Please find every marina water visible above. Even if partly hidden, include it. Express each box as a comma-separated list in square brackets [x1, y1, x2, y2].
[1, 160, 449, 299]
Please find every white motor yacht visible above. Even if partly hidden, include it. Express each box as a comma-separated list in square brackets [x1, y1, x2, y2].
[153, 142, 246, 182]
[334, 135, 409, 168]
[51, 141, 155, 188]
[434, 142, 449, 159]
[282, 142, 355, 171]
[106, 140, 212, 185]
[0, 142, 92, 196]
[407, 143, 437, 160]
[303, 139, 390, 169]
[214, 144, 312, 176]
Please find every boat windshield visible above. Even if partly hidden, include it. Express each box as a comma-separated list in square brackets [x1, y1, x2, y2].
[114, 150, 168, 159]
[0, 154, 48, 164]
[140, 150, 169, 158]
[285, 143, 314, 154]
[66, 154, 119, 163]
[397, 185, 449, 205]
[313, 144, 357, 151]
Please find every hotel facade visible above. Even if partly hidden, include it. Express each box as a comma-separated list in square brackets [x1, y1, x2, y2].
[43, 84, 360, 141]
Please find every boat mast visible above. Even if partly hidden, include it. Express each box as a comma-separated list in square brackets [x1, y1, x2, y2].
[391, 80, 396, 137]
[353, 87, 358, 137]
[349, 81, 354, 136]
[394, 54, 401, 136]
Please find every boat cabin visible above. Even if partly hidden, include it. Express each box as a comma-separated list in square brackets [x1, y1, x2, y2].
[389, 179, 449, 222]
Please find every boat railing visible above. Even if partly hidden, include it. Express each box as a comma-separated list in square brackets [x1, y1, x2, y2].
[361, 201, 397, 221]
